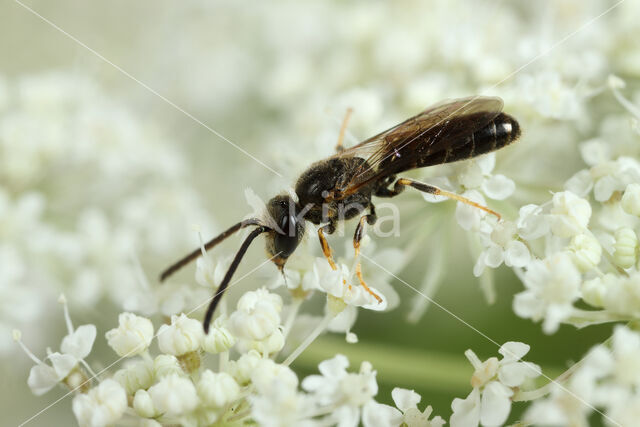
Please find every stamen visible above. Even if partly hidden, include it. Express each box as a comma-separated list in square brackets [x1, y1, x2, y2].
[13, 329, 43, 365]
[464, 349, 482, 369]
[58, 294, 74, 335]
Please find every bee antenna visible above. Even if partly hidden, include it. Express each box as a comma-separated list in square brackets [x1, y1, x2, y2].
[203, 226, 270, 333]
[159, 218, 262, 282]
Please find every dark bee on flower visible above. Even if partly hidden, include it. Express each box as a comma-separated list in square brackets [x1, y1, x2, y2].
[160, 96, 520, 333]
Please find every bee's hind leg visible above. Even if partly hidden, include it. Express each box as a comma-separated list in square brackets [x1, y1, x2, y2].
[385, 178, 501, 220]
[353, 207, 382, 303]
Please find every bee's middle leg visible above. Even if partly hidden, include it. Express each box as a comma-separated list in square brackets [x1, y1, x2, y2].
[318, 222, 338, 270]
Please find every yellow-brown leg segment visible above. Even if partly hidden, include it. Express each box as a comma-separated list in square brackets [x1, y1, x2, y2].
[353, 211, 382, 303]
[394, 178, 501, 220]
[335, 108, 353, 153]
[318, 223, 337, 270]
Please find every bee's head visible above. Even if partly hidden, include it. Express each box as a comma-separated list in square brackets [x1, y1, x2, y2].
[265, 194, 305, 269]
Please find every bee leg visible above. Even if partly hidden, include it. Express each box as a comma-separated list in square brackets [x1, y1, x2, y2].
[318, 222, 338, 270]
[374, 175, 399, 197]
[353, 209, 383, 303]
[335, 108, 353, 153]
[392, 178, 501, 220]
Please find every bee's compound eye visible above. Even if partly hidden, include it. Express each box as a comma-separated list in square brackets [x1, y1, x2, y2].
[274, 215, 301, 258]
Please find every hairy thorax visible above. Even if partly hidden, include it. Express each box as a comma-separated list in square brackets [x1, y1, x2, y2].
[295, 157, 374, 225]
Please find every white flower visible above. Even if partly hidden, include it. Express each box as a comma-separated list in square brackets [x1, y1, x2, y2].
[105, 312, 154, 357]
[302, 354, 378, 426]
[516, 204, 550, 240]
[148, 373, 199, 416]
[197, 370, 240, 408]
[310, 258, 387, 310]
[153, 354, 183, 378]
[229, 350, 262, 385]
[473, 220, 531, 276]
[362, 388, 445, 427]
[157, 313, 203, 356]
[201, 316, 236, 354]
[72, 379, 127, 427]
[451, 342, 540, 427]
[513, 253, 581, 333]
[113, 359, 154, 395]
[195, 254, 231, 289]
[549, 191, 592, 237]
[133, 389, 157, 418]
[14, 296, 96, 395]
[228, 287, 282, 341]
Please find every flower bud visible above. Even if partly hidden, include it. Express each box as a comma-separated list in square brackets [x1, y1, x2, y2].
[153, 354, 183, 378]
[148, 374, 199, 416]
[157, 314, 203, 356]
[569, 234, 602, 272]
[113, 360, 154, 395]
[133, 389, 157, 418]
[229, 288, 282, 341]
[613, 228, 638, 269]
[197, 370, 240, 408]
[202, 319, 235, 354]
[105, 313, 154, 357]
[228, 350, 261, 385]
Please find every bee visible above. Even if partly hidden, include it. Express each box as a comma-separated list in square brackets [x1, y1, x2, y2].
[160, 96, 521, 333]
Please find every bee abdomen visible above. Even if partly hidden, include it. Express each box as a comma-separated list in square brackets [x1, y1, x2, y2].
[436, 112, 520, 165]
[473, 112, 520, 155]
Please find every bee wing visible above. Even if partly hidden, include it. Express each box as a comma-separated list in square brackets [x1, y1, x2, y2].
[334, 96, 504, 196]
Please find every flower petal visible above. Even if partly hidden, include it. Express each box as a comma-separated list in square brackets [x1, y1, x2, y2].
[362, 400, 402, 427]
[391, 387, 421, 412]
[61, 324, 96, 360]
[28, 364, 60, 396]
[498, 341, 530, 362]
[450, 388, 480, 427]
[48, 352, 77, 379]
[318, 354, 349, 378]
[479, 381, 512, 426]
[482, 174, 515, 200]
[504, 241, 530, 268]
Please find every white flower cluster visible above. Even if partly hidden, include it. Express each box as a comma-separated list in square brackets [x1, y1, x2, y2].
[16, 286, 447, 427]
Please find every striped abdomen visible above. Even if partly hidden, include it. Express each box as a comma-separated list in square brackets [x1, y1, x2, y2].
[417, 112, 520, 168]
